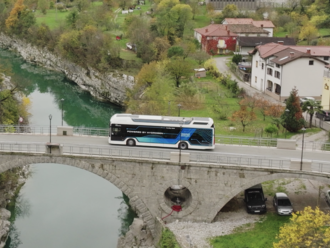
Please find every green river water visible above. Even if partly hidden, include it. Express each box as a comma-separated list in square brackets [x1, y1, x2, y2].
[0, 48, 133, 248]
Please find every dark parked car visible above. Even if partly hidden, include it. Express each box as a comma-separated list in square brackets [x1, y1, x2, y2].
[244, 184, 267, 214]
[316, 110, 330, 121]
[273, 192, 293, 215]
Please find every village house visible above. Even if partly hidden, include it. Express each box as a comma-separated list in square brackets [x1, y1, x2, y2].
[249, 43, 330, 102]
[236, 37, 296, 60]
[322, 65, 330, 110]
[222, 18, 275, 37]
[194, 24, 238, 55]
[194, 24, 267, 55]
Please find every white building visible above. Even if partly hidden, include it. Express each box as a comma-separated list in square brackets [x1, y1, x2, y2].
[249, 43, 329, 101]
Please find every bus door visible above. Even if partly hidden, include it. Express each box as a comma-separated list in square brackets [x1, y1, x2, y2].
[111, 125, 124, 141]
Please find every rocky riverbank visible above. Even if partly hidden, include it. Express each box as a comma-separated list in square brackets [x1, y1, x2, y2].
[0, 165, 30, 248]
[0, 33, 134, 106]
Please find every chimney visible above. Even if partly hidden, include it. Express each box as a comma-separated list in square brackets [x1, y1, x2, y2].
[290, 52, 294, 57]
[205, 29, 208, 33]
[261, 24, 263, 28]
[278, 41, 284, 45]
[227, 30, 230, 35]
[285, 35, 288, 38]
[307, 48, 311, 54]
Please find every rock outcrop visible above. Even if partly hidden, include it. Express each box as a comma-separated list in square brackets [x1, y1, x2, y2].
[117, 218, 154, 248]
[0, 33, 134, 106]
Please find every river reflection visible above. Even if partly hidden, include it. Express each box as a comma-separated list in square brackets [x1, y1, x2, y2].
[0, 48, 134, 248]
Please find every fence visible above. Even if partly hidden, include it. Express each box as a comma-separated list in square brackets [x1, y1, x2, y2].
[0, 125, 108, 136]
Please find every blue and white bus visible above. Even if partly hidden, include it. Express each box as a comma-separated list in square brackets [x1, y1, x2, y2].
[109, 114, 215, 150]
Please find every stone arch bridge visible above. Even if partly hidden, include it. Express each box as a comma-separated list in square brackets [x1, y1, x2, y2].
[1, 151, 330, 238]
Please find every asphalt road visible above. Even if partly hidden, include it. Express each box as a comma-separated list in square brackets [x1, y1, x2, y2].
[1, 134, 330, 162]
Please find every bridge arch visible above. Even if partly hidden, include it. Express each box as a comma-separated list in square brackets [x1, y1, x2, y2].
[208, 171, 330, 222]
[0, 154, 157, 237]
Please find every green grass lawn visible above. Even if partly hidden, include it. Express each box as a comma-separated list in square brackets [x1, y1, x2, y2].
[179, 74, 321, 137]
[318, 28, 330, 37]
[210, 213, 290, 248]
[35, 9, 70, 29]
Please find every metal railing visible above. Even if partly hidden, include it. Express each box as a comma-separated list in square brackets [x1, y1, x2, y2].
[0, 125, 56, 134]
[216, 135, 277, 147]
[0, 125, 108, 136]
[2, 141, 330, 174]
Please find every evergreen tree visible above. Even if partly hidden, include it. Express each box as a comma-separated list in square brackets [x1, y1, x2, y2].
[281, 87, 305, 132]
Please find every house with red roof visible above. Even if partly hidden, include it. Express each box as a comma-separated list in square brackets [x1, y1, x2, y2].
[194, 23, 267, 55]
[249, 43, 330, 102]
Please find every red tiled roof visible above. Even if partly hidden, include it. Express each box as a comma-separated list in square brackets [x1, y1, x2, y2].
[250, 43, 330, 58]
[194, 24, 238, 37]
[291, 46, 330, 56]
[252, 20, 275, 28]
[224, 18, 254, 24]
[227, 24, 269, 34]
[223, 18, 275, 28]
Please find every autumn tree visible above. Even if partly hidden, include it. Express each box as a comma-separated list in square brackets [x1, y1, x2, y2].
[190, 50, 210, 66]
[274, 206, 330, 248]
[37, 0, 48, 14]
[127, 16, 156, 63]
[239, 95, 258, 112]
[281, 87, 305, 132]
[153, 37, 171, 61]
[135, 61, 159, 88]
[255, 97, 271, 121]
[187, 0, 200, 20]
[126, 64, 176, 115]
[299, 24, 318, 45]
[5, 0, 36, 37]
[265, 102, 285, 129]
[170, 3, 192, 38]
[229, 105, 257, 132]
[165, 57, 192, 87]
[221, 4, 239, 18]
[302, 99, 323, 127]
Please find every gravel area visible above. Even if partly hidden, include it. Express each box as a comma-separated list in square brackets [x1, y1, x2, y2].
[167, 210, 260, 248]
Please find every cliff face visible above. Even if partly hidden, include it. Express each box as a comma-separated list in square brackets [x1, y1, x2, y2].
[0, 33, 134, 106]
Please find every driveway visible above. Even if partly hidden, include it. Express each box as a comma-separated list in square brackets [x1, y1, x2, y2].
[213, 56, 281, 104]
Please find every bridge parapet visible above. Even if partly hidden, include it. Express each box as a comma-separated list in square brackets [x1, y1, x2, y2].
[45, 143, 63, 155]
[277, 139, 296, 150]
[57, 126, 73, 136]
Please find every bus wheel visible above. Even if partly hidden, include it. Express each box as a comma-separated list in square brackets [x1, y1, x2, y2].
[179, 142, 188, 150]
[127, 139, 135, 146]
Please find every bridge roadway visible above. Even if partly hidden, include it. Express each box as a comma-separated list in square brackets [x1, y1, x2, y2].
[0, 133, 330, 162]
[1, 133, 330, 240]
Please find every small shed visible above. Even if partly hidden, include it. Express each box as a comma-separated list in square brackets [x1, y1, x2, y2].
[194, 68, 206, 78]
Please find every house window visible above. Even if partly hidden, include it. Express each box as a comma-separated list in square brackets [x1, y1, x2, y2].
[276, 64, 280, 68]
[275, 71, 280, 79]
[262, 63, 264, 69]
[267, 68, 273, 76]
[309, 60, 314, 65]
[256, 61, 258, 68]
[324, 56, 329, 61]
[255, 76, 257, 83]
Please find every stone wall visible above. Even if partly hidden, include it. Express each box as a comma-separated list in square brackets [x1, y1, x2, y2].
[0, 33, 134, 106]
